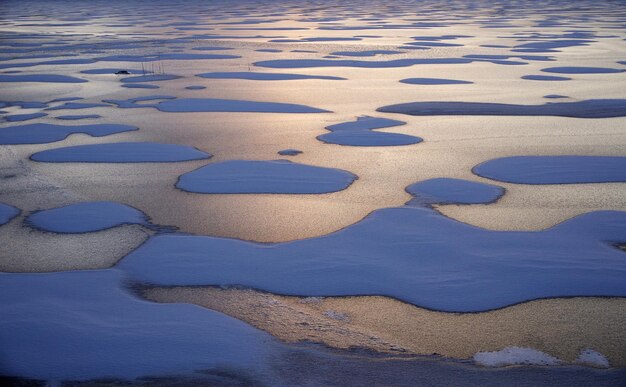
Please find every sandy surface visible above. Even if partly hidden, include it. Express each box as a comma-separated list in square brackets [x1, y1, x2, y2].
[144, 287, 626, 367]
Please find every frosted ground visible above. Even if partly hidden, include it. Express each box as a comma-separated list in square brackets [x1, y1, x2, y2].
[1, 0, 626, 385]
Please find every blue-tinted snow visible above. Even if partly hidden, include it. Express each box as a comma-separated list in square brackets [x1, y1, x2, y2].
[103, 95, 176, 108]
[119, 206, 626, 312]
[45, 102, 109, 110]
[406, 178, 504, 205]
[26, 202, 149, 233]
[329, 50, 404, 57]
[49, 97, 83, 103]
[0, 270, 276, 381]
[473, 156, 626, 184]
[255, 58, 472, 68]
[0, 203, 20, 225]
[325, 116, 406, 131]
[121, 74, 182, 83]
[156, 98, 329, 113]
[512, 39, 594, 53]
[80, 68, 148, 74]
[521, 75, 571, 81]
[121, 83, 159, 89]
[0, 123, 137, 144]
[317, 116, 422, 146]
[196, 72, 345, 81]
[177, 160, 356, 194]
[378, 99, 626, 118]
[278, 149, 303, 156]
[4, 112, 47, 122]
[399, 78, 473, 85]
[0, 74, 88, 83]
[191, 46, 234, 51]
[541, 66, 626, 74]
[463, 54, 554, 61]
[55, 114, 102, 120]
[31, 142, 211, 163]
[270, 37, 362, 43]
[95, 53, 241, 62]
[403, 41, 463, 47]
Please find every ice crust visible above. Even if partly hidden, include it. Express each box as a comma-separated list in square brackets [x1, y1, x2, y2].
[0, 202, 20, 225]
[31, 142, 211, 163]
[406, 178, 504, 205]
[156, 98, 330, 113]
[177, 160, 356, 194]
[196, 72, 345, 81]
[0, 123, 137, 144]
[473, 156, 626, 184]
[378, 99, 626, 118]
[26, 202, 149, 233]
[0, 270, 276, 380]
[119, 206, 626, 312]
[318, 116, 422, 146]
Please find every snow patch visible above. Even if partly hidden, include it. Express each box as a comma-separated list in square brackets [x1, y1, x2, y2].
[576, 349, 610, 368]
[176, 160, 356, 194]
[31, 142, 211, 163]
[474, 347, 561, 367]
[25, 202, 149, 233]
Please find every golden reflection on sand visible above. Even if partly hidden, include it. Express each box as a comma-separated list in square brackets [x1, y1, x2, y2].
[144, 287, 626, 367]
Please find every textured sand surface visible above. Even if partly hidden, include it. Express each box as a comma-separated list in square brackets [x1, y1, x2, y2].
[145, 287, 626, 366]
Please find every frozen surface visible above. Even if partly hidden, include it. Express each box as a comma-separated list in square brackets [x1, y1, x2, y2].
[255, 58, 473, 68]
[513, 40, 594, 53]
[80, 68, 148, 74]
[119, 206, 626, 312]
[121, 74, 182, 83]
[325, 116, 405, 132]
[406, 178, 504, 205]
[378, 99, 626, 118]
[522, 75, 571, 81]
[541, 66, 626, 74]
[177, 160, 356, 194]
[31, 142, 211, 163]
[156, 98, 329, 113]
[121, 83, 159, 89]
[577, 349, 610, 368]
[26, 202, 149, 233]
[0, 269, 275, 381]
[196, 72, 345, 81]
[474, 347, 561, 367]
[473, 156, 626, 184]
[0, 203, 20, 225]
[4, 112, 47, 122]
[96, 53, 241, 61]
[0, 123, 137, 144]
[329, 50, 404, 57]
[278, 148, 302, 156]
[55, 114, 102, 120]
[318, 116, 422, 146]
[45, 102, 109, 110]
[399, 78, 473, 85]
[3, 0, 626, 381]
[103, 95, 176, 108]
[0, 74, 87, 83]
